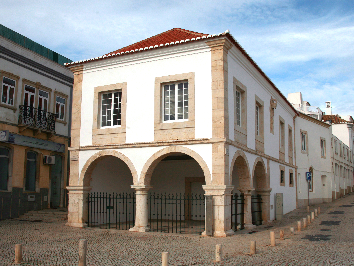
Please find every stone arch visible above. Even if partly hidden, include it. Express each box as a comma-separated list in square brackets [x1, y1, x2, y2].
[252, 157, 268, 190]
[80, 150, 138, 187]
[230, 150, 251, 189]
[139, 146, 211, 186]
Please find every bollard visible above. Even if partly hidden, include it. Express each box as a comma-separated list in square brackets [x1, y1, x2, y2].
[318, 207, 321, 214]
[215, 244, 222, 262]
[297, 221, 302, 232]
[162, 252, 169, 266]
[250, 241, 256, 255]
[303, 217, 307, 228]
[15, 244, 22, 264]
[279, 230, 284, 240]
[290, 227, 295, 234]
[307, 206, 310, 212]
[307, 215, 311, 224]
[315, 209, 318, 217]
[311, 212, 315, 221]
[78, 239, 87, 266]
[270, 231, 276, 246]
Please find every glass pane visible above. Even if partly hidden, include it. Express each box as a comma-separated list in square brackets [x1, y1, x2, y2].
[60, 105, 64, 119]
[56, 96, 65, 104]
[3, 77, 15, 87]
[170, 85, 175, 120]
[39, 90, 48, 98]
[8, 87, 14, 105]
[0, 147, 9, 156]
[27, 151, 36, 160]
[25, 160, 36, 191]
[2, 85, 7, 103]
[25, 85, 35, 94]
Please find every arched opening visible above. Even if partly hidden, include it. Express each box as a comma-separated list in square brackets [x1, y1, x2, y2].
[136, 147, 210, 234]
[252, 159, 268, 225]
[82, 153, 135, 229]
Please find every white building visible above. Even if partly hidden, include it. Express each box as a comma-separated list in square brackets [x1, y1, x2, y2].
[66, 28, 298, 236]
[0, 24, 73, 219]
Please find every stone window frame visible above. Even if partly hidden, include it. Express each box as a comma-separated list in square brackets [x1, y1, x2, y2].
[289, 169, 294, 187]
[279, 165, 285, 186]
[0, 70, 20, 112]
[92, 82, 127, 136]
[300, 129, 308, 154]
[54, 91, 68, 125]
[233, 77, 247, 146]
[23, 149, 40, 193]
[279, 116, 285, 161]
[320, 137, 326, 159]
[255, 95, 264, 153]
[288, 125, 293, 164]
[0, 144, 13, 192]
[269, 97, 277, 134]
[21, 79, 52, 111]
[154, 72, 195, 131]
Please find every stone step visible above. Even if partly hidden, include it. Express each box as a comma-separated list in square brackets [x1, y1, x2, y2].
[18, 208, 68, 222]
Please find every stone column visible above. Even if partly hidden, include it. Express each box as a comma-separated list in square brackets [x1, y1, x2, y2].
[129, 185, 152, 232]
[239, 188, 255, 229]
[66, 186, 91, 228]
[256, 188, 272, 223]
[202, 185, 234, 237]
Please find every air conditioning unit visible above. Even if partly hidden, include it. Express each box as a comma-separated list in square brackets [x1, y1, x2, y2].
[43, 155, 55, 165]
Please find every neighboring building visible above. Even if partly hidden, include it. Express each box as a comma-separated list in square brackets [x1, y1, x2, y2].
[0, 24, 73, 220]
[288, 92, 353, 207]
[66, 28, 298, 236]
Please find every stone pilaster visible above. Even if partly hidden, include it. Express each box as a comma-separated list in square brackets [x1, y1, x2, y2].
[202, 185, 234, 237]
[239, 188, 256, 229]
[66, 186, 91, 228]
[129, 185, 152, 232]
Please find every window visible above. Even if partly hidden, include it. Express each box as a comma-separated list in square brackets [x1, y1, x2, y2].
[0, 147, 10, 190]
[320, 138, 326, 158]
[25, 151, 37, 191]
[256, 105, 260, 135]
[233, 78, 247, 145]
[56, 96, 66, 122]
[22, 81, 52, 111]
[100, 91, 121, 127]
[301, 131, 307, 153]
[334, 140, 338, 154]
[340, 143, 342, 157]
[289, 171, 294, 187]
[1, 77, 15, 106]
[280, 120, 285, 148]
[38, 90, 49, 111]
[280, 167, 285, 186]
[163, 81, 188, 122]
[24, 85, 36, 108]
[288, 126, 293, 163]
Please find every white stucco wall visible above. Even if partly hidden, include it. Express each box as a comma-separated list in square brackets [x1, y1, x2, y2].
[79, 43, 212, 146]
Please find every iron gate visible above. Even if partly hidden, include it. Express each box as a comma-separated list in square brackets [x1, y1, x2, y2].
[231, 193, 245, 231]
[251, 194, 263, 226]
[148, 193, 205, 234]
[87, 192, 135, 229]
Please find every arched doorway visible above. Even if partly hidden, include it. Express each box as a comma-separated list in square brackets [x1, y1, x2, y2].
[131, 146, 211, 234]
[80, 151, 136, 229]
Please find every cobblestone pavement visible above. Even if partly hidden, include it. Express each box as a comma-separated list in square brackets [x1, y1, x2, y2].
[0, 194, 354, 265]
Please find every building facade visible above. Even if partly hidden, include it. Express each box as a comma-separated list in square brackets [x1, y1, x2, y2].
[66, 28, 297, 236]
[0, 25, 73, 219]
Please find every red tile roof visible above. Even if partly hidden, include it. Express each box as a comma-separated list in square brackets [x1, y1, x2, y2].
[322, 115, 348, 124]
[106, 28, 208, 56]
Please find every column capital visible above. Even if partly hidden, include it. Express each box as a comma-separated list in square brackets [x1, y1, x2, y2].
[238, 188, 255, 195]
[256, 188, 272, 195]
[131, 185, 152, 192]
[203, 185, 234, 195]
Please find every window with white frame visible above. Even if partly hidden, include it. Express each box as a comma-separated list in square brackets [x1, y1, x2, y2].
[301, 131, 307, 152]
[1, 77, 15, 106]
[235, 90, 241, 127]
[163, 81, 188, 122]
[56, 96, 66, 121]
[101, 91, 122, 127]
[321, 138, 326, 158]
[24, 85, 36, 108]
[38, 90, 49, 111]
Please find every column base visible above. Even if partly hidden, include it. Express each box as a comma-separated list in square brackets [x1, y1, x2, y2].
[244, 224, 257, 230]
[202, 229, 234, 237]
[65, 222, 87, 228]
[129, 226, 150, 232]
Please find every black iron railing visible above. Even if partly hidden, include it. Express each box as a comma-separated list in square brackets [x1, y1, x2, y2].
[18, 105, 56, 132]
[251, 194, 263, 226]
[87, 192, 135, 229]
[231, 193, 245, 231]
[148, 193, 205, 234]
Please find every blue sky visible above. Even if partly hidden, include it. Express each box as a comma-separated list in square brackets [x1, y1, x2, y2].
[1, 0, 354, 116]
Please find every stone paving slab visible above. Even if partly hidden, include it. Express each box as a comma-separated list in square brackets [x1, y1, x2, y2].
[0, 194, 353, 265]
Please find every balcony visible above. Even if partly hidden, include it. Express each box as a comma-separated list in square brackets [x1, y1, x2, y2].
[18, 105, 56, 133]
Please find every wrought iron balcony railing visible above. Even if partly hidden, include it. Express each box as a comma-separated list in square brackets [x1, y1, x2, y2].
[18, 105, 56, 133]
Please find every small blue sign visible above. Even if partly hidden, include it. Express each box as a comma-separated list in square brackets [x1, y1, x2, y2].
[306, 172, 312, 181]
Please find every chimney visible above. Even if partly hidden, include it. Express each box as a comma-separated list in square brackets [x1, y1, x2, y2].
[325, 101, 332, 115]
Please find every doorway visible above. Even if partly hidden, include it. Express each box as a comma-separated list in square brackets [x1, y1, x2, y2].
[50, 155, 62, 208]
